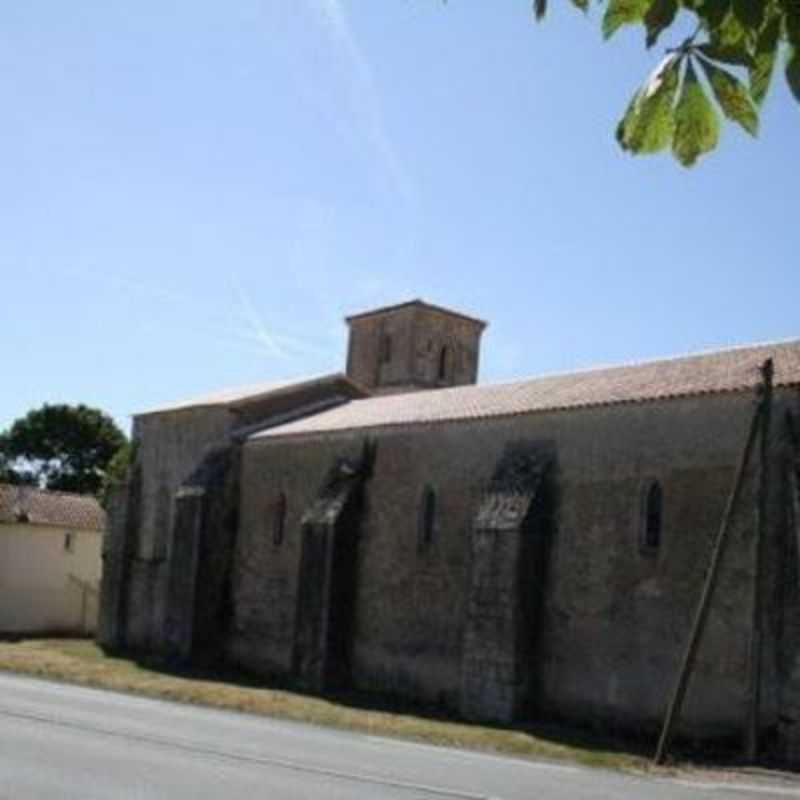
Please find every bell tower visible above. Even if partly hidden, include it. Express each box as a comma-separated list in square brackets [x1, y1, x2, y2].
[345, 299, 487, 395]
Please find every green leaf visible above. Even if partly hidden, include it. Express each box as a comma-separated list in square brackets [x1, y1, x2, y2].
[732, 0, 765, 30]
[749, 13, 781, 105]
[672, 59, 720, 166]
[533, 0, 547, 21]
[616, 54, 681, 153]
[569, 0, 589, 11]
[697, 41, 754, 68]
[603, 0, 651, 39]
[696, 0, 733, 31]
[698, 57, 759, 135]
[785, 0, 800, 48]
[712, 9, 749, 48]
[787, 46, 800, 101]
[645, 0, 679, 47]
[616, 89, 643, 148]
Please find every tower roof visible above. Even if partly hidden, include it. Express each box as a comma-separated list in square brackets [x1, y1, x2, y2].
[344, 299, 488, 329]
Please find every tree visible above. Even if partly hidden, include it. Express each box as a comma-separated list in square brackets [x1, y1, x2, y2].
[100, 440, 135, 507]
[0, 404, 128, 496]
[530, 0, 800, 165]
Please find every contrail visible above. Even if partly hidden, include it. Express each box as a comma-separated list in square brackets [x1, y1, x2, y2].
[64, 264, 328, 364]
[308, 0, 414, 202]
[229, 273, 289, 360]
[226, 272, 333, 361]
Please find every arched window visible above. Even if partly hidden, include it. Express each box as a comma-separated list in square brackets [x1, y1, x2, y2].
[419, 485, 436, 550]
[438, 346, 450, 381]
[273, 491, 287, 546]
[642, 481, 663, 551]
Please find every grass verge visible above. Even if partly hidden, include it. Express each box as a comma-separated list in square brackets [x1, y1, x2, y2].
[0, 637, 656, 773]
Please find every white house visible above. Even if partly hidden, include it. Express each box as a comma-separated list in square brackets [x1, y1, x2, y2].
[0, 484, 105, 635]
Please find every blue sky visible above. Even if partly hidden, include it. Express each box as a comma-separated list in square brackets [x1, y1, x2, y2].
[2, 1, 796, 436]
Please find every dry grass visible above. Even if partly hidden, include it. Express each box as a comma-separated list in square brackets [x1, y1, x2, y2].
[0, 637, 654, 773]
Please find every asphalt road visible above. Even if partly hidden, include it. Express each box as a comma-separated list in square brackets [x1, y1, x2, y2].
[0, 673, 796, 799]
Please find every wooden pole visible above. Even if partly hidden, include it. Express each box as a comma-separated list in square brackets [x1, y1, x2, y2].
[654, 387, 764, 765]
[745, 358, 774, 762]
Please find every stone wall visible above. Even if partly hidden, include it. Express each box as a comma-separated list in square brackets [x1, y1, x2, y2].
[121, 407, 231, 651]
[777, 411, 800, 760]
[408, 307, 483, 389]
[133, 408, 232, 561]
[163, 444, 240, 662]
[228, 437, 369, 678]
[97, 477, 138, 649]
[346, 305, 484, 394]
[113, 378, 361, 654]
[461, 443, 554, 722]
[234, 388, 797, 739]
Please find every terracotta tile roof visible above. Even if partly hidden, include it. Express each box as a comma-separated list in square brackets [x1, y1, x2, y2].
[252, 339, 800, 441]
[0, 484, 106, 532]
[138, 373, 368, 416]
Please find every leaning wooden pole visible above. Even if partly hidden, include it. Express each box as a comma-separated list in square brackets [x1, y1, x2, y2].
[653, 379, 765, 765]
[745, 358, 774, 762]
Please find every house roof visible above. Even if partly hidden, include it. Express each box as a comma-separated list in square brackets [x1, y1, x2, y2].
[344, 299, 488, 329]
[137, 372, 368, 416]
[0, 484, 106, 532]
[252, 338, 800, 441]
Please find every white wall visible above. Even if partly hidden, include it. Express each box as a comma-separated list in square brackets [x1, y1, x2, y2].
[0, 523, 102, 634]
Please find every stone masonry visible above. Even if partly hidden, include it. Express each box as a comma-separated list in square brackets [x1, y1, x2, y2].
[461, 443, 554, 721]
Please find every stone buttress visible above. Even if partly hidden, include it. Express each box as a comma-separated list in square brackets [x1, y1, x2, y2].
[292, 442, 374, 691]
[461, 442, 555, 722]
[162, 445, 240, 662]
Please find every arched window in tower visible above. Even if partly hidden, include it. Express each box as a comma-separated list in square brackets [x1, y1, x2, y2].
[438, 346, 450, 381]
[419, 485, 436, 551]
[273, 491, 287, 547]
[641, 480, 663, 552]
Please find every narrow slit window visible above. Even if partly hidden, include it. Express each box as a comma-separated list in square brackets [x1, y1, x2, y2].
[381, 333, 392, 364]
[154, 483, 171, 560]
[273, 491, 287, 546]
[642, 481, 663, 551]
[438, 346, 449, 381]
[419, 486, 436, 550]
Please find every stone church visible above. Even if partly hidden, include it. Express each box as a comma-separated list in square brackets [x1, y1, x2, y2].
[99, 299, 800, 762]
